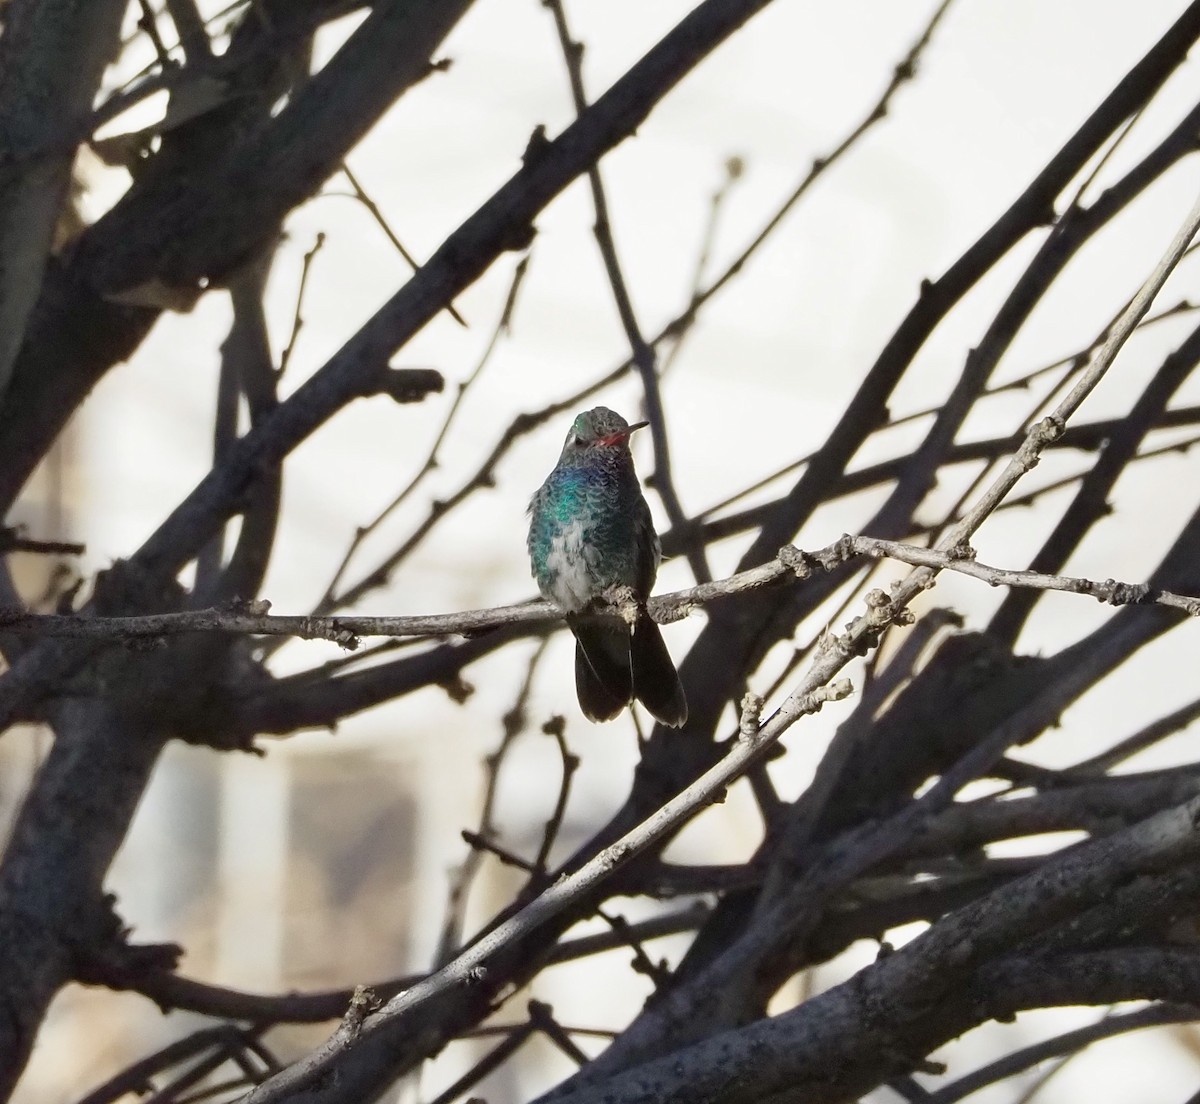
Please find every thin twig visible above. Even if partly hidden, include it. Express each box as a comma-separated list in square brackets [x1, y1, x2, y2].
[931, 241, 1200, 564]
[596, 907, 672, 988]
[435, 639, 548, 964]
[663, 0, 957, 349]
[1022, 247, 1200, 435]
[693, 391, 1200, 547]
[1070, 694, 1200, 775]
[278, 232, 325, 379]
[136, 0, 175, 68]
[74, 1026, 262, 1104]
[463, 1022, 618, 1040]
[529, 1000, 592, 1066]
[341, 160, 466, 327]
[978, 427, 1200, 518]
[461, 830, 537, 872]
[890, 179, 1200, 602]
[423, 1023, 537, 1104]
[313, 0, 951, 619]
[753, 555, 885, 705]
[0, 529, 84, 556]
[544, 0, 707, 581]
[143, 1036, 248, 1104]
[316, 256, 530, 616]
[534, 718, 580, 875]
[850, 535, 1200, 614]
[90, 903, 712, 1026]
[658, 155, 744, 380]
[172, 1074, 257, 1104]
[924, 1004, 1198, 1104]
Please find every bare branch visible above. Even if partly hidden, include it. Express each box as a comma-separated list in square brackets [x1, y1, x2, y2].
[240, 669, 852, 1101]
[6, 532, 1200, 646]
[277, 232, 326, 380]
[924, 1004, 1199, 1104]
[164, 0, 213, 63]
[0, 0, 126, 402]
[534, 719, 581, 875]
[315, 256, 530, 618]
[309, 0, 953, 619]
[544, 0, 706, 581]
[424, 1021, 537, 1104]
[436, 637, 549, 966]
[74, 1026, 266, 1104]
[88, 904, 711, 1026]
[851, 536, 1200, 615]
[538, 796, 1200, 1104]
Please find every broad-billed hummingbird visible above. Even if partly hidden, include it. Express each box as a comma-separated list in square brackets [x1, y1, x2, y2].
[527, 407, 687, 727]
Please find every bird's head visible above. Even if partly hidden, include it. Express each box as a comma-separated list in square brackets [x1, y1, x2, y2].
[561, 407, 648, 456]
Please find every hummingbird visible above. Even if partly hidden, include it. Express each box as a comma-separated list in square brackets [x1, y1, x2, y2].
[528, 407, 688, 727]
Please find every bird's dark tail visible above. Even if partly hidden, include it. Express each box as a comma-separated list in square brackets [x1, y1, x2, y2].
[570, 615, 632, 723]
[569, 613, 687, 727]
[631, 616, 687, 727]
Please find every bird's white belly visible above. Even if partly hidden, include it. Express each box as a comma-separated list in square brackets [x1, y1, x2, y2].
[545, 519, 597, 613]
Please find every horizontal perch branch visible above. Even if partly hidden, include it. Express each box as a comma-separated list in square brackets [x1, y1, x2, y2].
[0, 535, 1195, 647]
